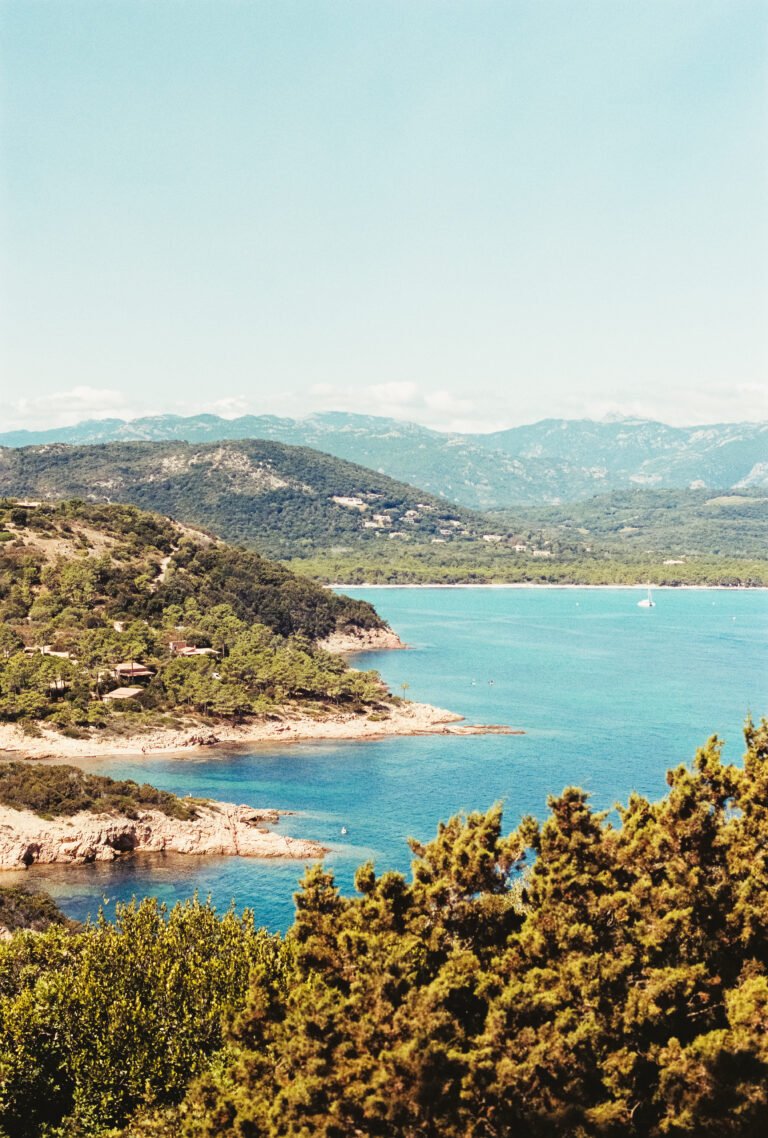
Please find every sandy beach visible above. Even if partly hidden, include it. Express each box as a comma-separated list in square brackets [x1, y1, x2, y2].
[0, 701, 519, 761]
[328, 582, 768, 590]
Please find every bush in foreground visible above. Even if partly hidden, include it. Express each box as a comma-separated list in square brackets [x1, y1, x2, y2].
[0, 897, 281, 1138]
[1, 721, 767, 1137]
[176, 720, 768, 1137]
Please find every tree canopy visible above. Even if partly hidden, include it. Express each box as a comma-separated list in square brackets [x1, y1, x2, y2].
[1, 721, 766, 1137]
[176, 719, 768, 1138]
[0, 500, 388, 733]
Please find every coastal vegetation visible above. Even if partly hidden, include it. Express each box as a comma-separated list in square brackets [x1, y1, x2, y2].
[0, 761, 324, 868]
[0, 762, 202, 822]
[291, 543, 768, 587]
[0, 720, 765, 1136]
[0, 885, 72, 936]
[0, 499, 388, 736]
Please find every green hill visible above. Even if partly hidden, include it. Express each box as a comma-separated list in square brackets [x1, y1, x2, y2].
[0, 499, 389, 735]
[0, 439, 487, 558]
[493, 487, 768, 558]
[1, 443, 765, 588]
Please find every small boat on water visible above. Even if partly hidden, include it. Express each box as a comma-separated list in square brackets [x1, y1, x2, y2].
[637, 588, 655, 609]
[340, 826, 349, 836]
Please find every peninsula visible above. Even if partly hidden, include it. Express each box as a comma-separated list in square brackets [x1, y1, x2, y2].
[0, 762, 325, 868]
[0, 499, 513, 757]
[0, 700, 513, 760]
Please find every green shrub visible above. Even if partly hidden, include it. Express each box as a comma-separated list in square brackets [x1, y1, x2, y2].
[0, 763, 202, 822]
[0, 896, 281, 1137]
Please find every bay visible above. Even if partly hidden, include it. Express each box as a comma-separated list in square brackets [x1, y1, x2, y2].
[10, 586, 766, 932]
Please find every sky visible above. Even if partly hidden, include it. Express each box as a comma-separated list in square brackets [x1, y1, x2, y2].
[1, 0, 766, 434]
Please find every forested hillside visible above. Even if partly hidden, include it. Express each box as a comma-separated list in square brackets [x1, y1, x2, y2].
[0, 439, 485, 557]
[0, 721, 765, 1136]
[494, 487, 768, 558]
[287, 480, 768, 585]
[2, 440, 765, 585]
[0, 499, 388, 735]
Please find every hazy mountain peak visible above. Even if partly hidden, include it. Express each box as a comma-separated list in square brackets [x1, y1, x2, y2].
[1, 411, 765, 509]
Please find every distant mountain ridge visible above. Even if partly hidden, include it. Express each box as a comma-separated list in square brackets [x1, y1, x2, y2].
[1, 412, 765, 508]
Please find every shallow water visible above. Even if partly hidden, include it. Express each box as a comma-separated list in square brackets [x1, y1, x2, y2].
[10, 587, 766, 932]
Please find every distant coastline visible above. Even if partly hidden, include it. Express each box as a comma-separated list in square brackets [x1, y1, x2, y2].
[329, 582, 768, 591]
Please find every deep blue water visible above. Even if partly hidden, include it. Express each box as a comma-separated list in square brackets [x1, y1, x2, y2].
[10, 587, 766, 932]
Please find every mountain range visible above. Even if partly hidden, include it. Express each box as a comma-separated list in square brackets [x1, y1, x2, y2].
[1, 412, 765, 509]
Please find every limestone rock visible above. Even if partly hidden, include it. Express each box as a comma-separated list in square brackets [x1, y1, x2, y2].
[0, 802, 326, 869]
[317, 627, 406, 653]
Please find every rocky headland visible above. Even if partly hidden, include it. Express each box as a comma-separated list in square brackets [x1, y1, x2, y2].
[0, 801, 326, 869]
[317, 626, 407, 653]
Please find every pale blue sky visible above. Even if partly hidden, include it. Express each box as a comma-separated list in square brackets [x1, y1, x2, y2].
[1, 0, 766, 432]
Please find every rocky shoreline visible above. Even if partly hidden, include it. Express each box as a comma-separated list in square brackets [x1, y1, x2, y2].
[0, 801, 327, 869]
[0, 701, 520, 761]
[317, 626, 407, 653]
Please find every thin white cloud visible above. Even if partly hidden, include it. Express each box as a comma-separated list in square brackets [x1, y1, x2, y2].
[1, 381, 765, 435]
[0, 387, 139, 432]
[578, 384, 768, 428]
[305, 382, 498, 433]
[182, 396, 252, 420]
[1, 390, 269, 432]
[368, 381, 420, 405]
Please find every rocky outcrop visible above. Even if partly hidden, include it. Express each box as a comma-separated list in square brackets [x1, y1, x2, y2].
[0, 802, 326, 869]
[318, 626, 406, 653]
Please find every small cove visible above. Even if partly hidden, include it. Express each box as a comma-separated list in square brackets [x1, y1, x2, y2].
[9, 586, 767, 932]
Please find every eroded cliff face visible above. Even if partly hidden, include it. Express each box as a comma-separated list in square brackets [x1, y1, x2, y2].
[0, 802, 326, 868]
[318, 627, 406, 653]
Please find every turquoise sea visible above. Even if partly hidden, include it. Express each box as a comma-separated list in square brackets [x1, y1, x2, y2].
[10, 587, 767, 932]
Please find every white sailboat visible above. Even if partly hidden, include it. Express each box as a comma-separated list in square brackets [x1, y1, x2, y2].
[637, 588, 655, 608]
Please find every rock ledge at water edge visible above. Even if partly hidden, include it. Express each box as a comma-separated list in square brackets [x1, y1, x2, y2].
[0, 802, 327, 869]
